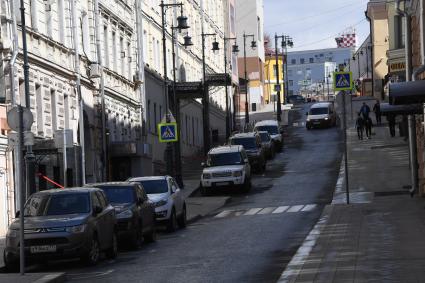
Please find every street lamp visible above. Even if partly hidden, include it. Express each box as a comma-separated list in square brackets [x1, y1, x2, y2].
[243, 32, 256, 127]
[201, 32, 220, 155]
[224, 37, 239, 139]
[280, 35, 293, 106]
[160, 0, 189, 177]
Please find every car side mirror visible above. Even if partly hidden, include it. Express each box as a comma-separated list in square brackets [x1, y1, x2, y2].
[93, 205, 102, 215]
[244, 158, 249, 163]
[15, 211, 20, 218]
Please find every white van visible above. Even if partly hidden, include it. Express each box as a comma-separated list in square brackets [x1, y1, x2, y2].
[306, 102, 336, 129]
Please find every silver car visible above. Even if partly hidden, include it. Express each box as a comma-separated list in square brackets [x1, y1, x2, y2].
[128, 176, 186, 232]
[258, 131, 275, 159]
[4, 188, 118, 271]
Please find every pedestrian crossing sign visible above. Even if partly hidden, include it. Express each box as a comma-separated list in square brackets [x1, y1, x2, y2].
[333, 72, 353, 91]
[158, 123, 178, 143]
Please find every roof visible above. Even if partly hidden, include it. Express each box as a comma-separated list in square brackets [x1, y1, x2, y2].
[209, 145, 243, 154]
[311, 102, 332, 108]
[35, 187, 99, 195]
[85, 182, 137, 187]
[254, 120, 279, 127]
[128, 176, 168, 181]
[230, 132, 257, 139]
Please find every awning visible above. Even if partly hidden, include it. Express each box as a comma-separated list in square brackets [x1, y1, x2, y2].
[389, 80, 425, 105]
[380, 102, 423, 116]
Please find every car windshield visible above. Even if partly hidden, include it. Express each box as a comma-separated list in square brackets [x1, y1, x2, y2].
[24, 193, 90, 216]
[209, 152, 243, 166]
[99, 186, 135, 204]
[259, 132, 271, 142]
[255, 125, 278, 135]
[231, 137, 257, 149]
[137, 180, 168, 194]
[310, 107, 328, 115]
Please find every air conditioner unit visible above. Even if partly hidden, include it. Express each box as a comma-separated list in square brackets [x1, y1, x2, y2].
[89, 63, 101, 79]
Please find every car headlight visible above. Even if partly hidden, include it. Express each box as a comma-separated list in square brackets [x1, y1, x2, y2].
[154, 199, 168, 207]
[324, 117, 329, 120]
[6, 229, 17, 238]
[66, 224, 87, 234]
[306, 118, 311, 121]
[116, 209, 133, 219]
[233, 171, 243, 177]
[203, 173, 211, 179]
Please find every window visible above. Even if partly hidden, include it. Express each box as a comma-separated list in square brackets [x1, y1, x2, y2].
[288, 70, 293, 76]
[45, 0, 52, 37]
[300, 58, 305, 64]
[51, 90, 57, 132]
[112, 31, 117, 71]
[395, 15, 406, 48]
[82, 11, 90, 55]
[291, 59, 296, 64]
[91, 193, 101, 209]
[35, 84, 43, 135]
[309, 58, 314, 63]
[154, 103, 157, 134]
[147, 100, 151, 132]
[273, 65, 278, 77]
[58, 0, 65, 43]
[143, 30, 148, 63]
[30, 0, 38, 30]
[127, 41, 132, 79]
[289, 90, 294, 95]
[104, 26, 109, 68]
[289, 80, 293, 86]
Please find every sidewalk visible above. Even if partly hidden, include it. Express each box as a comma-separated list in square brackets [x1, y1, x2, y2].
[279, 98, 425, 282]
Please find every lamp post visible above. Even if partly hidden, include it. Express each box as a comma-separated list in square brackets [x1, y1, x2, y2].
[224, 37, 239, 138]
[243, 33, 256, 127]
[281, 35, 293, 104]
[160, 1, 189, 177]
[201, 32, 219, 155]
[170, 20, 193, 188]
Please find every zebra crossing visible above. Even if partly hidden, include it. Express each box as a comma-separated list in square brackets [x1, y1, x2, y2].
[214, 204, 318, 219]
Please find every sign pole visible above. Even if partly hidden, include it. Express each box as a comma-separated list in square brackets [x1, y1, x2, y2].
[342, 91, 350, 204]
[18, 105, 25, 274]
[63, 129, 67, 188]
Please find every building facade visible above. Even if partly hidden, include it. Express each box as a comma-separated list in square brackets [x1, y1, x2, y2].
[264, 54, 284, 105]
[286, 47, 353, 97]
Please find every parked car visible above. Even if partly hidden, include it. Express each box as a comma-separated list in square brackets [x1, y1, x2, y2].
[254, 120, 283, 152]
[258, 131, 275, 159]
[128, 176, 186, 232]
[229, 132, 267, 173]
[86, 182, 156, 248]
[200, 145, 251, 195]
[306, 102, 337, 129]
[4, 187, 118, 271]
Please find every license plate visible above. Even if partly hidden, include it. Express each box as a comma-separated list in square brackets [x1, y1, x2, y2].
[30, 245, 57, 253]
[215, 182, 229, 186]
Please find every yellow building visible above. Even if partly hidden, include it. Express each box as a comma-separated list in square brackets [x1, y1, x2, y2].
[264, 54, 285, 105]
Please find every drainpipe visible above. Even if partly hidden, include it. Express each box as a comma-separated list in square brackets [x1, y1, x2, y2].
[365, 10, 375, 99]
[135, 0, 146, 176]
[70, 0, 86, 185]
[94, 0, 107, 181]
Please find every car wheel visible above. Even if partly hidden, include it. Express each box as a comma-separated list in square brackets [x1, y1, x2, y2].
[166, 209, 178, 232]
[105, 231, 118, 260]
[177, 205, 187, 228]
[4, 252, 18, 273]
[144, 225, 157, 243]
[131, 224, 143, 249]
[83, 236, 100, 265]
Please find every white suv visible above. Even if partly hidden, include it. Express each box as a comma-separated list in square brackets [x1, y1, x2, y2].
[254, 120, 283, 152]
[200, 145, 251, 195]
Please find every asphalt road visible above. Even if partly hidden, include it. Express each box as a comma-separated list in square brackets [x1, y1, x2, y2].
[19, 104, 342, 283]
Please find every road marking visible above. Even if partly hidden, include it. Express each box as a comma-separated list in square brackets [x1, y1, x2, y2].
[244, 208, 262, 215]
[273, 206, 289, 214]
[215, 210, 233, 218]
[258, 207, 276, 214]
[287, 205, 304, 212]
[301, 204, 317, 212]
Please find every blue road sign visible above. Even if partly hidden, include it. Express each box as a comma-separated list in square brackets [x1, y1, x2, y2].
[333, 72, 353, 91]
[158, 123, 178, 143]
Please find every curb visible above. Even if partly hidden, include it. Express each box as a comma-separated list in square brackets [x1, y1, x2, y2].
[186, 196, 232, 225]
[34, 273, 67, 283]
[0, 272, 66, 283]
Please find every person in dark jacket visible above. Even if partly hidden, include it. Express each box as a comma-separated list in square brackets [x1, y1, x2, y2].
[373, 100, 381, 125]
[356, 113, 364, 140]
[387, 114, 396, 137]
[360, 102, 371, 119]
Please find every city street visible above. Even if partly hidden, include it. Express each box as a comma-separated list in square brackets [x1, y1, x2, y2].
[11, 105, 342, 282]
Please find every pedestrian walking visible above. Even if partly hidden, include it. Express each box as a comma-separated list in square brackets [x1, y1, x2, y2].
[373, 100, 381, 125]
[387, 114, 396, 137]
[356, 113, 364, 140]
[360, 102, 371, 119]
[365, 117, 373, 139]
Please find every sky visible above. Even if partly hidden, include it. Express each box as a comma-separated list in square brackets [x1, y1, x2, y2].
[264, 0, 371, 52]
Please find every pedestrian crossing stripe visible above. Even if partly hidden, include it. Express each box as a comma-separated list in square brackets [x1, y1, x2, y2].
[158, 122, 178, 143]
[214, 204, 318, 219]
[333, 72, 353, 91]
